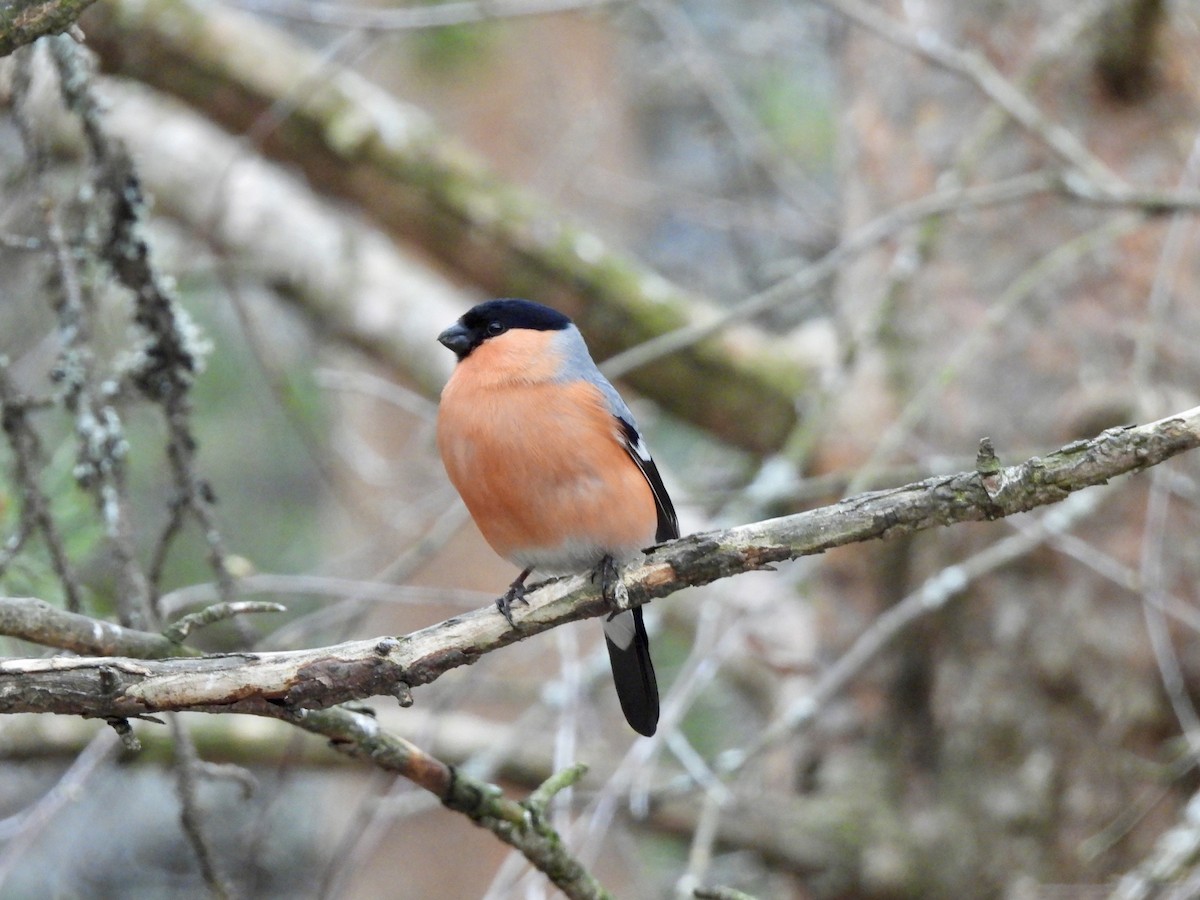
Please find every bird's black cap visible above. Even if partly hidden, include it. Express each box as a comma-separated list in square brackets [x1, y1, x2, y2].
[437, 299, 572, 360]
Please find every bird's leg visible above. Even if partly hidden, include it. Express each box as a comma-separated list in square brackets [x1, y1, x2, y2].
[593, 554, 631, 613]
[497, 567, 533, 627]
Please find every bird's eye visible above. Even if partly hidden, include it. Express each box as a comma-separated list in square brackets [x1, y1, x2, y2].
[486, 321, 506, 336]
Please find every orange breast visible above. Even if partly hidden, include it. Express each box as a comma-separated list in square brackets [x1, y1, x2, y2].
[437, 372, 658, 572]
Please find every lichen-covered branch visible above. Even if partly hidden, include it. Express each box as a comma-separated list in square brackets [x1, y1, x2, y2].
[0, 405, 1196, 719]
[80, 0, 809, 453]
[281, 707, 612, 900]
[94, 79, 463, 400]
[0, 0, 96, 57]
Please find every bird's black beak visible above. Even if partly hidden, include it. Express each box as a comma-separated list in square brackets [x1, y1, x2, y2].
[437, 322, 473, 359]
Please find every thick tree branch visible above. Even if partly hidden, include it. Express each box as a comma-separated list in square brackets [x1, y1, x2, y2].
[0, 406, 1196, 719]
[80, 0, 809, 453]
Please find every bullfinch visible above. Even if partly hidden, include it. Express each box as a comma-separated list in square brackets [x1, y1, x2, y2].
[436, 299, 678, 737]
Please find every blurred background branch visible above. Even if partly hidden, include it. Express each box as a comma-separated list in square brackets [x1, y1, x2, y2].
[82, 0, 812, 454]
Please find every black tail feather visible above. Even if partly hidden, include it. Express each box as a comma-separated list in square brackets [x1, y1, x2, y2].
[603, 607, 659, 736]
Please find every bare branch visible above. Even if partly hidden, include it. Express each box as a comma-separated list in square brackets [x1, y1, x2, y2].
[42, 35, 240, 627]
[0, 706, 908, 875]
[600, 173, 1200, 381]
[0, 365, 85, 611]
[0, 596, 192, 658]
[637, 0, 828, 214]
[601, 172, 1060, 379]
[733, 484, 1112, 771]
[0, 406, 1196, 719]
[95, 79, 462, 400]
[844, 213, 1145, 495]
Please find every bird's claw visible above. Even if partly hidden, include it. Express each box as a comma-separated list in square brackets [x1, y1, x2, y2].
[496, 583, 530, 627]
[593, 555, 630, 612]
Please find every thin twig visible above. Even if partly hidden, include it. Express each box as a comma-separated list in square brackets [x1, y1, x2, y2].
[812, 0, 1123, 188]
[160, 573, 488, 620]
[601, 171, 1059, 378]
[601, 170, 1200, 382]
[1131, 130, 1200, 404]
[162, 601, 288, 644]
[48, 36, 232, 624]
[844, 213, 1144, 496]
[5, 50, 88, 613]
[169, 715, 235, 900]
[638, 0, 832, 217]
[1140, 470, 1200, 753]
[43, 36, 154, 627]
[0, 364, 84, 612]
[314, 770, 423, 900]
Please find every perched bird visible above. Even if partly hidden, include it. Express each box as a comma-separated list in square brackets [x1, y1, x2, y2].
[436, 299, 678, 736]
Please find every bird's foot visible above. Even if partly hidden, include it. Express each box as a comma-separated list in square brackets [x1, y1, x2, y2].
[496, 584, 530, 628]
[593, 555, 631, 613]
[497, 568, 533, 627]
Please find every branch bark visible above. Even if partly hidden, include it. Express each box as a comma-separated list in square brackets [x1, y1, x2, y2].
[1, 405, 1196, 719]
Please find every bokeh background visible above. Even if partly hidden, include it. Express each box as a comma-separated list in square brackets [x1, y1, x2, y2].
[4, 0, 1200, 897]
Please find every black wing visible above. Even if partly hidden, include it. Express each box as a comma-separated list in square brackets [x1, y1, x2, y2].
[617, 416, 679, 543]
